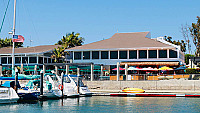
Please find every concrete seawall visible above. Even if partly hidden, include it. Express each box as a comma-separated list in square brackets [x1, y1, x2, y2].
[84, 80, 200, 90]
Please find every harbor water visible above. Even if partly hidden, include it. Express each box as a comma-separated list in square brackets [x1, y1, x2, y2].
[1, 96, 200, 113]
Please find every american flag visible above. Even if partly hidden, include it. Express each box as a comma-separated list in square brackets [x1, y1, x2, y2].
[12, 35, 25, 42]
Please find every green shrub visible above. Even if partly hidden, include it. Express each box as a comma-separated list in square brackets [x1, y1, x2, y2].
[185, 68, 198, 74]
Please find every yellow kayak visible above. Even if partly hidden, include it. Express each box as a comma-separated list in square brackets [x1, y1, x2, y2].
[122, 88, 145, 93]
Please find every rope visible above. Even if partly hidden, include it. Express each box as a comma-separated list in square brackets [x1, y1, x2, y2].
[0, 0, 11, 33]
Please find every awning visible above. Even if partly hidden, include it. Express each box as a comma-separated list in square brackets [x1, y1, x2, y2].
[120, 61, 179, 66]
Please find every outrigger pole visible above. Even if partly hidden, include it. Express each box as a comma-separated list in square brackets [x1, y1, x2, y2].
[12, 0, 16, 76]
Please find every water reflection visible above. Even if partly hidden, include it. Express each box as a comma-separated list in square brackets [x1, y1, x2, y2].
[0, 97, 200, 113]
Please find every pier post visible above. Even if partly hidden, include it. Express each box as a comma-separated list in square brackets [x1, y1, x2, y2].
[91, 63, 94, 81]
[61, 72, 64, 98]
[125, 64, 128, 81]
[40, 70, 44, 96]
[20, 63, 23, 74]
[101, 65, 103, 80]
[34, 65, 37, 75]
[14, 66, 18, 93]
[0, 64, 2, 76]
[77, 68, 80, 94]
[117, 62, 120, 81]
[65, 65, 69, 75]
[55, 66, 58, 76]
[43, 65, 46, 75]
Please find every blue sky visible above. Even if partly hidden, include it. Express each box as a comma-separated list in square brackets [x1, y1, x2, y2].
[0, 0, 199, 53]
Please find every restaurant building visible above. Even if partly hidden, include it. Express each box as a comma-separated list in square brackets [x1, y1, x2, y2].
[65, 32, 184, 69]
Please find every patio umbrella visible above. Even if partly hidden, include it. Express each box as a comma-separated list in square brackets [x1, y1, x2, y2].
[158, 66, 173, 70]
[174, 66, 186, 70]
[112, 67, 125, 70]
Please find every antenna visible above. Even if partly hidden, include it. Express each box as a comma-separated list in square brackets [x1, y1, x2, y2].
[29, 36, 33, 47]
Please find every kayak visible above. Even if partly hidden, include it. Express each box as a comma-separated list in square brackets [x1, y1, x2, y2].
[122, 88, 145, 93]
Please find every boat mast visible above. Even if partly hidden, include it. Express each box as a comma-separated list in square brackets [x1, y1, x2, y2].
[12, 0, 16, 76]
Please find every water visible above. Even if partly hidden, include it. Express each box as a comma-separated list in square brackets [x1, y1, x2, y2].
[0, 96, 200, 113]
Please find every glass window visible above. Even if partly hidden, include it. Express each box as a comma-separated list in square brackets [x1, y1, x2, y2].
[169, 50, 177, 58]
[149, 50, 157, 58]
[159, 50, 167, 58]
[101, 51, 108, 59]
[8, 57, 12, 64]
[15, 57, 21, 64]
[119, 51, 127, 59]
[48, 58, 51, 63]
[110, 51, 118, 59]
[22, 57, 28, 63]
[30, 57, 37, 63]
[139, 50, 147, 59]
[92, 51, 99, 59]
[44, 58, 47, 63]
[1, 57, 7, 64]
[83, 51, 90, 60]
[74, 52, 81, 60]
[38, 57, 43, 63]
[129, 50, 137, 59]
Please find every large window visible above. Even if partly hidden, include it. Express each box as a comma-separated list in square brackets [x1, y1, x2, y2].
[1, 57, 7, 64]
[30, 57, 37, 63]
[22, 57, 28, 63]
[74, 52, 81, 60]
[149, 50, 157, 58]
[8, 57, 12, 64]
[44, 58, 47, 63]
[110, 51, 118, 59]
[139, 50, 147, 59]
[159, 50, 167, 58]
[169, 50, 177, 58]
[48, 58, 51, 63]
[92, 51, 99, 59]
[129, 50, 137, 59]
[38, 57, 43, 63]
[119, 51, 127, 59]
[101, 51, 108, 59]
[15, 57, 21, 64]
[83, 51, 90, 60]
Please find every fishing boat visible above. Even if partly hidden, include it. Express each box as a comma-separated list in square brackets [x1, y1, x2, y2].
[122, 88, 145, 93]
[0, 86, 19, 104]
[62, 75, 92, 96]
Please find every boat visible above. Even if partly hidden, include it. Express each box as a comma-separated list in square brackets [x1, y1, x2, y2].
[122, 88, 145, 93]
[62, 75, 92, 96]
[2, 81, 40, 101]
[0, 86, 19, 104]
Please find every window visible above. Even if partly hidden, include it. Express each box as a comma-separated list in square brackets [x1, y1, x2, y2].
[44, 58, 47, 63]
[159, 50, 167, 58]
[129, 50, 137, 59]
[92, 51, 99, 59]
[22, 57, 28, 63]
[169, 50, 177, 58]
[139, 50, 147, 59]
[149, 50, 157, 58]
[8, 57, 12, 64]
[48, 58, 51, 63]
[110, 51, 118, 59]
[119, 51, 127, 59]
[30, 57, 37, 63]
[83, 51, 90, 59]
[15, 57, 21, 64]
[74, 52, 81, 60]
[1, 57, 7, 64]
[101, 51, 108, 59]
[38, 57, 43, 63]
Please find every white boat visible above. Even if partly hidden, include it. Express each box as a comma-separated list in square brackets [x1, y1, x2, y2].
[62, 75, 92, 96]
[0, 87, 19, 104]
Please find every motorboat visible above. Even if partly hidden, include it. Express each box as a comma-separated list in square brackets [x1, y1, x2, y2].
[122, 88, 145, 93]
[0, 86, 19, 104]
[2, 81, 39, 101]
[62, 75, 92, 96]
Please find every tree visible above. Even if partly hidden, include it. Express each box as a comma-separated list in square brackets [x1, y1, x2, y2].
[189, 16, 200, 56]
[51, 46, 65, 63]
[181, 24, 191, 54]
[185, 54, 195, 64]
[164, 36, 186, 52]
[0, 37, 23, 48]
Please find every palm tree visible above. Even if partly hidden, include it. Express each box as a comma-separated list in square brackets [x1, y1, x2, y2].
[51, 46, 65, 63]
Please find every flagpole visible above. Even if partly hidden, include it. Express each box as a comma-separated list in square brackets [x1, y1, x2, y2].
[12, 0, 16, 76]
